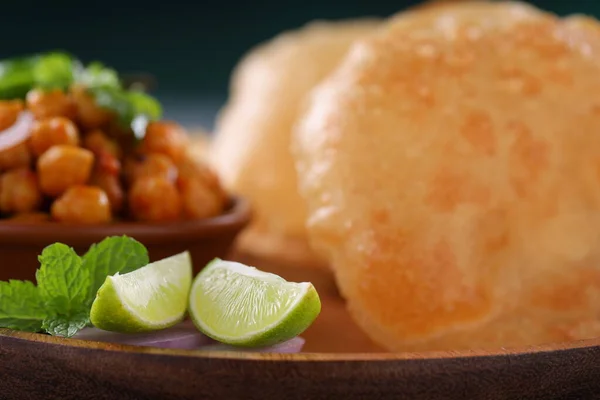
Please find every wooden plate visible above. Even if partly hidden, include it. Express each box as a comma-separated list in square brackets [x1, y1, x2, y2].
[1, 254, 599, 399]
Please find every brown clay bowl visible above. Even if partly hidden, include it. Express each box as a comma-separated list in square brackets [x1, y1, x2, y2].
[0, 196, 251, 281]
[1, 326, 599, 399]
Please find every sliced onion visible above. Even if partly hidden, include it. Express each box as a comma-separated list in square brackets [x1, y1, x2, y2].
[73, 321, 305, 353]
[0, 111, 34, 152]
[199, 337, 306, 354]
[74, 320, 213, 349]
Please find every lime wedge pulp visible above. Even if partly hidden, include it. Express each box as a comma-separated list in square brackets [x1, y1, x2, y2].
[90, 252, 193, 333]
[189, 258, 321, 347]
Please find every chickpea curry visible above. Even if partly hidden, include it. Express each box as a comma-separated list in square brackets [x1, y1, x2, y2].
[0, 52, 227, 224]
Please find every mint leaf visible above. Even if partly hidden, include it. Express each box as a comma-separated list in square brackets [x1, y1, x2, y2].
[83, 236, 149, 306]
[42, 311, 89, 338]
[0, 280, 45, 332]
[44, 295, 69, 311]
[36, 244, 90, 315]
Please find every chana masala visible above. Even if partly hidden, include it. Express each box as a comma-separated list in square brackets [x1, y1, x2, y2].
[0, 52, 227, 224]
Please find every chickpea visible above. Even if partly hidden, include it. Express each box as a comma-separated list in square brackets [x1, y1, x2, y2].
[26, 89, 76, 120]
[176, 156, 227, 219]
[0, 141, 31, 171]
[51, 186, 111, 224]
[37, 145, 94, 197]
[96, 151, 121, 176]
[128, 176, 182, 222]
[124, 153, 178, 184]
[0, 100, 24, 131]
[177, 155, 226, 201]
[140, 121, 189, 161]
[90, 171, 124, 213]
[70, 85, 112, 130]
[178, 175, 224, 219]
[29, 117, 80, 157]
[0, 168, 42, 214]
[83, 130, 121, 159]
[90, 151, 124, 213]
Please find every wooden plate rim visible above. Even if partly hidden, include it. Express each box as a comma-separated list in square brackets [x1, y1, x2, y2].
[2, 328, 599, 362]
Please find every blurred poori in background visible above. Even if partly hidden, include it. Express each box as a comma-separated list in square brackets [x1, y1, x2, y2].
[208, 19, 380, 268]
[203, 0, 479, 269]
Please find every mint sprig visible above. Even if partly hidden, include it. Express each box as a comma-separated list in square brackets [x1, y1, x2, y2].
[37, 244, 91, 312]
[0, 236, 149, 337]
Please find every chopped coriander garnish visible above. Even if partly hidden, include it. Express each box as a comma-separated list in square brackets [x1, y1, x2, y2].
[0, 51, 163, 138]
[0, 51, 80, 99]
[75, 61, 121, 90]
[87, 86, 162, 131]
[33, 52, 81, 91]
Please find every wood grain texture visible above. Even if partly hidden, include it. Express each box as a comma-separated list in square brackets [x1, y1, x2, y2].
[1, 327, 600, 400]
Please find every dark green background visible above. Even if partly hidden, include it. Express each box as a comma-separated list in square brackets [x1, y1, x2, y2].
[1, 0, 598, 127]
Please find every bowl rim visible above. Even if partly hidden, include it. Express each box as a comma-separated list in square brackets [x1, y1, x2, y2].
[0, 195, 252, 246]
[1, 327, 598, 363]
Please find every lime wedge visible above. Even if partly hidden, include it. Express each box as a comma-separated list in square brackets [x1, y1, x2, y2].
[189, 259, 321, 347]
[90, 252, 193, 333]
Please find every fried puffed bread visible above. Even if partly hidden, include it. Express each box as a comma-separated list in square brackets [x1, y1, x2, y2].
[293, 1, 600, 351]
[209, 19, 380, 265]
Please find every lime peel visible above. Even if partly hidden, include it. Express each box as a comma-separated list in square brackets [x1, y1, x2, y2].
[189, 258, 321, 347]
[90, 251, 192, 333]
